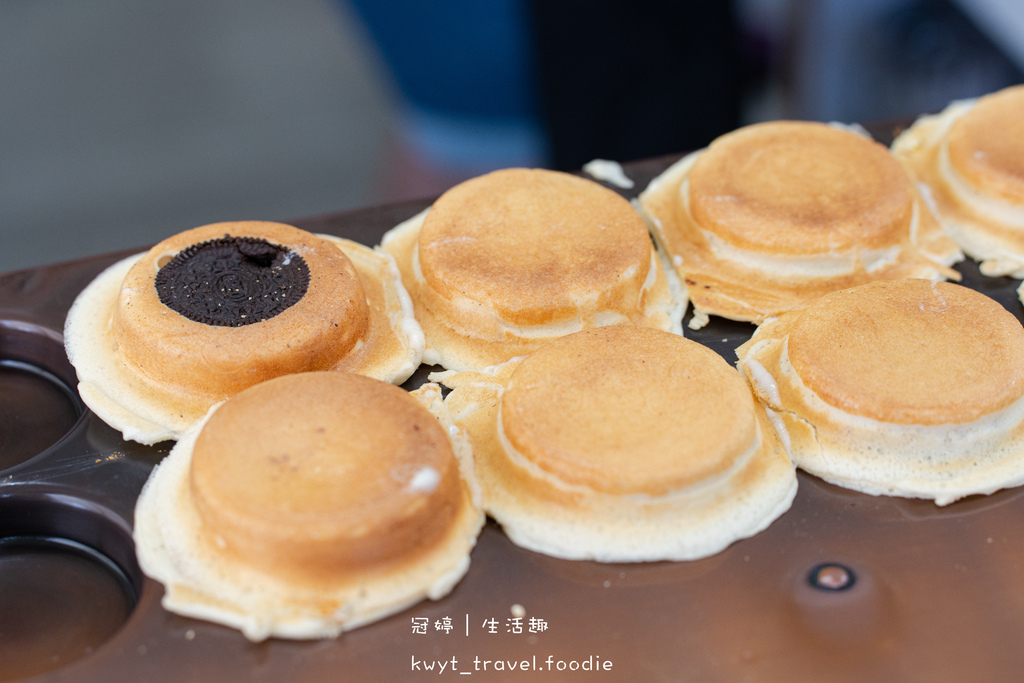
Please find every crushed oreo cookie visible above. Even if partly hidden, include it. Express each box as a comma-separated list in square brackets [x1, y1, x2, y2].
[155, 236, 310, 326]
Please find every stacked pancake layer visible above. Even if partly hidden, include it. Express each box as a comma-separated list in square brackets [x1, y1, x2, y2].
[737, 279, 1024, 505]
[638, 121, 962, 328]
[381, 168, 685, 371]
[134, 371, 483, 641]
[892, 85, 1024, 280]
[65, 221, 423, 444]
[436, 324, 796, 562]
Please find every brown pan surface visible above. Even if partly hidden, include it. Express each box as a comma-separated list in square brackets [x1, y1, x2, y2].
[4, 127, 1024, 682]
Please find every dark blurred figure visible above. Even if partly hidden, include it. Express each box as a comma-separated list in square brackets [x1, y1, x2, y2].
[528, 0, 744, 171]
[787, 0, 1024, 123]
[875, 0, 1023, 116]
[345, 0, 745, 198]
[345, 0, 546, 200]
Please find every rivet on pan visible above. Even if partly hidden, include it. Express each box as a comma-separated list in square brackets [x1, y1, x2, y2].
[808, 563, 856, 592]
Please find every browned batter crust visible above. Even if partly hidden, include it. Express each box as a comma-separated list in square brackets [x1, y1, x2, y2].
[786, 279, 1024, 425]
[640, 121, 961, 325]
[382, 168, 683, 371]
[500, 324, 756, 495]
[189, 372, 464, 587]
[437, 324, 796, 561]
[113, 221, 368, 405]
[946, 86, 1024, 205]
[689, 121, 913, 254]
[418, 168, 653, 326]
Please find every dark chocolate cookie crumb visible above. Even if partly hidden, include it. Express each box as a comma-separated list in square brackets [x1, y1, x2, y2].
[155, 236, 310, 326]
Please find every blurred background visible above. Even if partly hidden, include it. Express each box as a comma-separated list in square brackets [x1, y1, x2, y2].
[1, 0, 1022, 273]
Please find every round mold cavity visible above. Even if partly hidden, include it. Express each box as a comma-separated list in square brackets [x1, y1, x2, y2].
[0, 320, 85, 472]
[0, 492, 142, 681]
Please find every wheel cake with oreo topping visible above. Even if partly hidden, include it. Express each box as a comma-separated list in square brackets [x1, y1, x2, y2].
[64, 221, 423, 444]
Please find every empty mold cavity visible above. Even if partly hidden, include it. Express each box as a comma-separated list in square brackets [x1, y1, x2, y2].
[0, 492, 141, 681]
[0, 320, 84, 471]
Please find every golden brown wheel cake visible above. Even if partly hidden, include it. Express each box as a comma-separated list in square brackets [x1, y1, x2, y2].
[638, 120, 962, 329]
[380, 168, 686, 372]
[434, 324, 796, 561]
[133, 371, 483, 641]
[737, 279, 1024, 505]
[892, 85, 1024, 282]
[64, 221, 424, 444]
